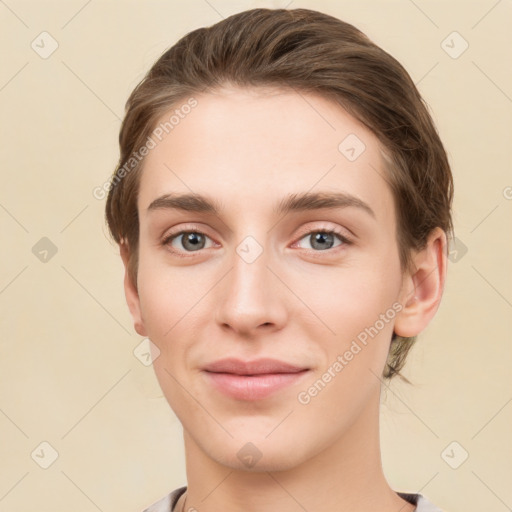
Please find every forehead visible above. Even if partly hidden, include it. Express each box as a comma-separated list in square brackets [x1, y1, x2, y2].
[137, 86, 394, 224]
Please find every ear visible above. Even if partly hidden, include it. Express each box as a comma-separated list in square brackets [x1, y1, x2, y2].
[120, 242, 147, 337]
[394, 227, 448, 338]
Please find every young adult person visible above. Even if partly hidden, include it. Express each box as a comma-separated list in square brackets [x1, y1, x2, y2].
[104, 8, 453, 512]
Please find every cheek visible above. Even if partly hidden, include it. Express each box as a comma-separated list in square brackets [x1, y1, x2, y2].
[307, 263, 400, 337]
[135, 254, 188, 346]
[137, 273, 170, 337]
[310, 260, 402, 380]
[297, 277, 399, 418]
[135, 250, 217, 375]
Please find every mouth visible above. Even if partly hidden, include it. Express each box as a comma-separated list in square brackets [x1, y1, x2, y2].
[201, 358, 311, 401]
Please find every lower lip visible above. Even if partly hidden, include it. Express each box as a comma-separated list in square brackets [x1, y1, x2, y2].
[203, 370, 310, 400]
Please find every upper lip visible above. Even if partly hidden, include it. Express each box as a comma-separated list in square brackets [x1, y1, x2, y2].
[202, 358, 308, 375]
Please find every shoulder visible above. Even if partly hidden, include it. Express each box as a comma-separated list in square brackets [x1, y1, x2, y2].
[142, 486, 187, 512]
[397, 491, 444, 512]
[146, 488, 445, 512]
[416, 494, 445, 512]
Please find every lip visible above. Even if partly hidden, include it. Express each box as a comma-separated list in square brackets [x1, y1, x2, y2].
[202, 357, 308, 375]
[201, 358, 310, 401]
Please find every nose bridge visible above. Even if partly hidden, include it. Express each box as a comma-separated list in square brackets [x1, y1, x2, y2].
[229, 234, 272, 309]
[215, 231, 286, 333]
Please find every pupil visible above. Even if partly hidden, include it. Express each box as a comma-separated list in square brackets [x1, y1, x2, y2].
[313, 232, 332, 250]
[184, 232, 203, 250]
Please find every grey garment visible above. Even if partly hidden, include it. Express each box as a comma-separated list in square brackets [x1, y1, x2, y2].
[143, 486, 444, 512]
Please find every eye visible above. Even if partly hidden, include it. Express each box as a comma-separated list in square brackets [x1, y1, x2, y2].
[294, 229, 352, 251]
[162, 230, 216, 255]
[161, 225, 353, 257]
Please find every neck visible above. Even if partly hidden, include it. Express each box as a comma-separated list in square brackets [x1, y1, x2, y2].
[179, 390, 414, 512]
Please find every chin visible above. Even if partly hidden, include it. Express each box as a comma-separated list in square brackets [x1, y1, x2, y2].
[202, 434, 312, 473]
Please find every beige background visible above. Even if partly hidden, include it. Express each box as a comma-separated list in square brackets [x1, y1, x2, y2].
[1, 0, 511, 511]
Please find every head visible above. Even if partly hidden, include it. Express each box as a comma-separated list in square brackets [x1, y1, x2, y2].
[104, 8, 453, 470]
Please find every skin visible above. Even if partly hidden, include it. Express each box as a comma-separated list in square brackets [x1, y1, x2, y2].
[121, 86, 447, 512]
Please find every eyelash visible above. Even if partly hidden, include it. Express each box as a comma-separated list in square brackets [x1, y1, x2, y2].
[161, 225, 353, 258]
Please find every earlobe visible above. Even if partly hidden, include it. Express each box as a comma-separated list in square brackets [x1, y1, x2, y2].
[120, 242, 147, 337]
[394, 227, 448, 338]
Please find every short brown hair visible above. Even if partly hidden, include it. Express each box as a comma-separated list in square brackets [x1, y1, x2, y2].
[105, 8, 454, 383]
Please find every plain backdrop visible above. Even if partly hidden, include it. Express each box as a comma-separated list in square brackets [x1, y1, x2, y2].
[0, 1, 511, 511]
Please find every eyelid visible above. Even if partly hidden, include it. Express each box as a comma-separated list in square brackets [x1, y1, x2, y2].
[161, 223, 218, 246]
[292, 222, 354, 246]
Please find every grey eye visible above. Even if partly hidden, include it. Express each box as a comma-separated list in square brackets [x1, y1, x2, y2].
[172, 232, 210, 252]
[297, 231, 343, 251]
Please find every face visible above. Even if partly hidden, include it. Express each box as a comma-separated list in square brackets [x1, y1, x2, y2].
[126, 86, 414, 471]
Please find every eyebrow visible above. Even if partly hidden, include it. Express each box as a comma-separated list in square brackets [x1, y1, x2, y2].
[146, 191, 375, 219]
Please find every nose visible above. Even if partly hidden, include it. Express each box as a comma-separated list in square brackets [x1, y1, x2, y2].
[214, 238, 288, 338]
